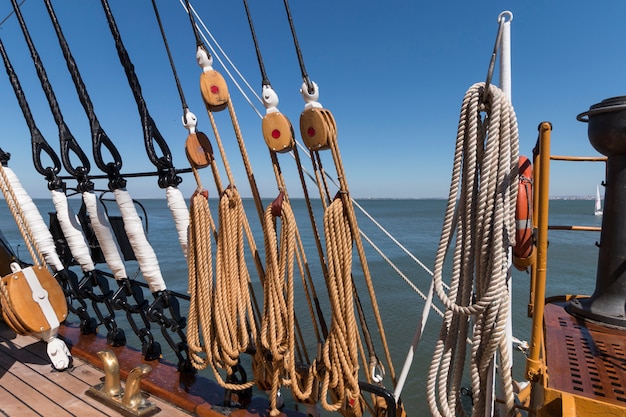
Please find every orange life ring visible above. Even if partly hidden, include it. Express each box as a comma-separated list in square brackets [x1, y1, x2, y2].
[513, 156, 534, 271]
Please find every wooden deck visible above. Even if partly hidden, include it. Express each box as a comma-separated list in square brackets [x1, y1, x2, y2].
[0, 322, 193, 417]
[1, 321, 304, 417]
[544, 301, 626, 407]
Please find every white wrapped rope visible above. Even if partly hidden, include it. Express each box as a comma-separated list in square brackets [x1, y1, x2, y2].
[1, 167, 64, 272]
[114, 188, 166, 292]
[82, 191, 127, 280]
[166, 185, 189, 258]
[50, 189, 95, 272]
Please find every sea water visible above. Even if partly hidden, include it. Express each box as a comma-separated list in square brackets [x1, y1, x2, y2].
[0, 197, 602, 415]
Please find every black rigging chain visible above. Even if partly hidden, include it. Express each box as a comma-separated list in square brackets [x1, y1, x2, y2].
[242, 0, 271, 87]
[99, 0, 181, 189]
[42, 0, 125, 191]
[281, 0, 314, 94]
[9, 0, 92, 192]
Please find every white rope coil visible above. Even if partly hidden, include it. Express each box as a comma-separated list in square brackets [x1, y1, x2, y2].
[50, 189, 95, 272]
[114, 188, 166, 292]
[1, 167, 64, 272]
[166, 185, 189, 258]
[427, 82, 518, 417]
[82, 191, 127, 280]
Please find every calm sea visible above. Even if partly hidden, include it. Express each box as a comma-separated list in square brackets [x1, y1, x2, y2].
[0, 197, 602, 415]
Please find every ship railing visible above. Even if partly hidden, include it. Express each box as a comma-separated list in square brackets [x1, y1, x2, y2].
[521, 122, 607, 404]
[545, 155, 606, 233]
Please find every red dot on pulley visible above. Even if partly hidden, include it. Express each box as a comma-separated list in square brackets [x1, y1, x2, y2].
[307, 127, 316, 137]
[211, 85, 219, 94]
[272, 129, 281, 139]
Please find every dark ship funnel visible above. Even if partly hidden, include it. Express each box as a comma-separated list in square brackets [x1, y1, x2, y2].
[569, 96, 626, 327]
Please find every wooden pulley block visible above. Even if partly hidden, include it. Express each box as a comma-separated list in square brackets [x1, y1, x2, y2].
[1, 265, 67, 335]
[262, 112, 294, 153]
[185, 131, 214, 169]
[200, 70, 229, 112]
[300, 107, 337, 151]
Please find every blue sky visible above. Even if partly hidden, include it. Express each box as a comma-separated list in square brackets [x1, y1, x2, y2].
[0, 1, 620, 199]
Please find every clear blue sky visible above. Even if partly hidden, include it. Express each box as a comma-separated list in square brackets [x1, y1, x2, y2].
[0, 1, 620, 199]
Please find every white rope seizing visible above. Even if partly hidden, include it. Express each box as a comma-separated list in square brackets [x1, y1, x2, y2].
[50, 189, 95, 272]
[166, 185, 189, 258]
[114, 188, 166, 292]
[82, 191, 127, 280]
[1, 167, 64, 272]
[427, 82, 518, 417]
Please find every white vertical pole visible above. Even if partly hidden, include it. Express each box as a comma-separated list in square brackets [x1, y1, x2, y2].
[495, 11, 513, 417]
[499, 11, 513, 101]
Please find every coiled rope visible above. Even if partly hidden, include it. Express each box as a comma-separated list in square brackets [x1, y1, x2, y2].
[427, 82, 518, 417]
[320, 197, 361, 413]
[257, 196, 316, 416]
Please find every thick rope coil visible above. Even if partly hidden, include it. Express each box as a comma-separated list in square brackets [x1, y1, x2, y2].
[186, 187, 256, 391]
[258, 198, 315, 416]
[186, 189, 214, 371]
[213, 187, 257, 386]
[319, 198, 361, 414]
[427, 82, 518, 417]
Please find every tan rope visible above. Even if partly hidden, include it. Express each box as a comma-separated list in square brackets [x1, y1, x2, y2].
[319, 197, 360, 414]
[323, 123, 396, 386]
[186, 188, 215, 370]
[257, 198, 316, 416]
[213, 187, 257, 382]
[427, 82, 517, 417]
[202, 76, 322, 402]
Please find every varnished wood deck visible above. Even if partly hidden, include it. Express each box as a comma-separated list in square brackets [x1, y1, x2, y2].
[0, 322, 193, 416]
[1, 321, 303, 417]
[544, 301, 626, 407]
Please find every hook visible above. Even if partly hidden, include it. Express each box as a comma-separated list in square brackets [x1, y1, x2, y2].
[481, 11, 512, 105]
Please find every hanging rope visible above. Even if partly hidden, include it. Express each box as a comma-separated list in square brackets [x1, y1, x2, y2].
[185, 133, 260, 391]
[427, 82, 518, 417]
[279, 7, 396, 411]
[319, 197, 361, 414]
[256, 193, 318, 416]
[183, 0, 264, 392]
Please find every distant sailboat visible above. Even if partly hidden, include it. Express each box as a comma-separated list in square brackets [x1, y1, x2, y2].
[595, 184, 603, 216]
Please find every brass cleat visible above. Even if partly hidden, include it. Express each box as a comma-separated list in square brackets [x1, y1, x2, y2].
[87, 349, 158, 416]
